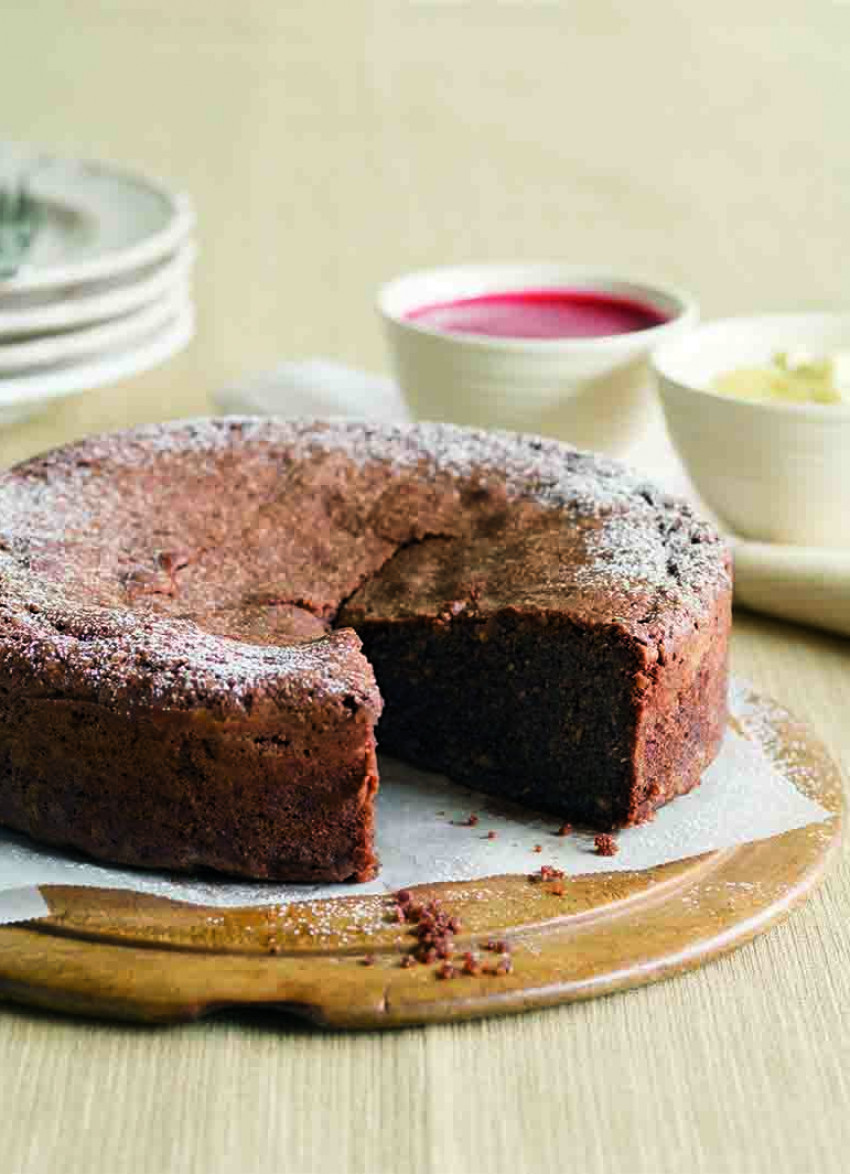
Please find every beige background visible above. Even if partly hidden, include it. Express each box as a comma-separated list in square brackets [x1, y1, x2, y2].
[2, 2, 850, 1172]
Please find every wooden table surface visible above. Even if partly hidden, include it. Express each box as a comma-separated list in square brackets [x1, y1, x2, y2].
[2, 3, 849, 1171]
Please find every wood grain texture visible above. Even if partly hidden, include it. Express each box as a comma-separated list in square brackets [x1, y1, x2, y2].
[1, 1, 850, 1171]
[0, 689, 840, 1028]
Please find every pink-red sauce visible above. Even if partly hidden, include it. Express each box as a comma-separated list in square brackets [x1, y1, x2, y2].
[405, 288, 669, 340]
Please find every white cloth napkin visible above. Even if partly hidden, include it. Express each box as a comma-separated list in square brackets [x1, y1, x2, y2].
[215, 358, 412, 423]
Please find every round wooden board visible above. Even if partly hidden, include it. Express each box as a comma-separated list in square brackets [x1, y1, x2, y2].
[0, 687, 842, 1029]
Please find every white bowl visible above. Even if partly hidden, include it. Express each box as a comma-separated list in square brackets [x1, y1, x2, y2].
[378, 264, 698, 455]
[653, 313, 850, 548]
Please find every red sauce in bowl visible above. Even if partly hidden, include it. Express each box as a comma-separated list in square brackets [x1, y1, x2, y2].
[405, 288, 670, 340]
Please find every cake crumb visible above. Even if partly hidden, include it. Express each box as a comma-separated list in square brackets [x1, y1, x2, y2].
[400, 955, 416, 969]
[403, 897, 463, 964]
[486, 830, 497, 840]
[532, 844, 542, 853]
[594, 833, 619, 857]
[453, 812, 479, 827]
[531, 864, 565, 883]
[436, 962, 457, 980]
[361, 954, 376, 967]
[461, 951, 481, 976]
[481, 938, 511, 955]
[557, 823, 573, 837]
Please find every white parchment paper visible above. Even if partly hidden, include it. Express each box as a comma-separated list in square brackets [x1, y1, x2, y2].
[0, 682, 830, 924]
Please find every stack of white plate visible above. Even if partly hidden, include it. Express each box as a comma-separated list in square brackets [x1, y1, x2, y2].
[0, 153, 196, 425]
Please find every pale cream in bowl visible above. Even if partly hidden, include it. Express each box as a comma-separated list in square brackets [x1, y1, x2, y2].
[652, 313, 850, 548]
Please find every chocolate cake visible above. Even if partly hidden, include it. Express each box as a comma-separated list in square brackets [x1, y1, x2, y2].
[0, 419, 732, 881]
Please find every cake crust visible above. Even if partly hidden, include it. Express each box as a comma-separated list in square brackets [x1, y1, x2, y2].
[0, 418, 732, 879]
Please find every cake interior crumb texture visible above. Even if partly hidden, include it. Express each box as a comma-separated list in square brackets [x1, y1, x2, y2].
[0, 418, 732, 882]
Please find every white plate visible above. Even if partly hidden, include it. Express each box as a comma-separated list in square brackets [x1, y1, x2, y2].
[0, 154, 194, 295]
[0, 305, 195, 424]
[0, 242, 196, 338]
[0, 285, 191, 373]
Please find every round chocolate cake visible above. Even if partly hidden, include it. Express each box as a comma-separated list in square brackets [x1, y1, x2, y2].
[0, 419, 732, 882]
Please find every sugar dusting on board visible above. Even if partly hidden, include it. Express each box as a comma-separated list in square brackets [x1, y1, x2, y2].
[0, 681, 831, 925]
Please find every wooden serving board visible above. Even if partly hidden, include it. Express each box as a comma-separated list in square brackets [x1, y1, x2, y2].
[0, 688, 842, 1029]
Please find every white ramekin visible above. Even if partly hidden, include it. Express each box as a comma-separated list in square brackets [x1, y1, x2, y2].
[652, 312, 850, 548]
[378, 263, 698, 454]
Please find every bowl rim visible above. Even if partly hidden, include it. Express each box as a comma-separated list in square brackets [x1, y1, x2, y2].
[376, 263, 699, 352]
[652, 311, 850, 419]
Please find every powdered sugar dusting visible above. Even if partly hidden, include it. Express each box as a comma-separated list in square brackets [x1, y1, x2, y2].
[0, 553, 373, 713]
[728, 678, 831, 807]
[0, 417, 729, 710]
